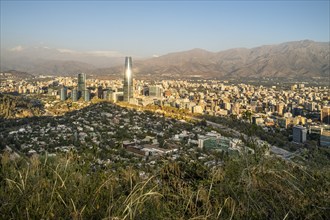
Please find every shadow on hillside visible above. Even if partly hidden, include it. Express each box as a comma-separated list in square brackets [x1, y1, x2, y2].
[0, 101, 117, 131]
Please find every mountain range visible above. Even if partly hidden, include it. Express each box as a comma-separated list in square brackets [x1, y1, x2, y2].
[1, 40, 329, 79]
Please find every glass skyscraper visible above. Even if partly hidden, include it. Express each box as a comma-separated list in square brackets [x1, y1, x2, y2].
[60, 86, 67, 101]
[123, 57, 133, 102]
[77, 73, 86, 99]
[72, 88, 78, 102]
[84, 90, 90, 102]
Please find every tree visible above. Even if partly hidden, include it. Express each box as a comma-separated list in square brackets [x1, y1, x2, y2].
[242, 110, 252, 123]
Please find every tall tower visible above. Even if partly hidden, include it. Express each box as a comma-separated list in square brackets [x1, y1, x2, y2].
[77, 73, 86, 99]
[60, 86, 67, 101]
[77, 73, 86, 91]
[72, 88, 78, 102]
[123, 57, 133, 102]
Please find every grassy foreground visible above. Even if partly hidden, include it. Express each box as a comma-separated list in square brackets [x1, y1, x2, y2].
[1, 150, 329, 219]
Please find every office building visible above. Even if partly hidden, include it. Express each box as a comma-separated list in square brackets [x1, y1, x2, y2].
[72, 88, 78, 102]
[149, 85, 163, 98]
[97, 86, 103, 99]
[293, 125, 307, 143]
[103, 89, 110, 100]
[112, 92, 124, 103]
[276, 103, 285, 116]
[60, 86, 67, 101]
[123, 57, 133, 102]
[84, 89, 90, 102]
[321, 106, 330, 124]
[77, 73, 86, 98]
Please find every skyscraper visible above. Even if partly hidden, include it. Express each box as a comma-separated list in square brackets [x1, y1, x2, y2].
[60, 86, 67, 101]
[72, 88, 78, 102]
[123, 57, 133, 102]
[77, 73, 86, 99]
[84, 89, 90, 102]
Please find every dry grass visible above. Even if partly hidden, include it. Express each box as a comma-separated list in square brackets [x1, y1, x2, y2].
[1, 151, 329, 219]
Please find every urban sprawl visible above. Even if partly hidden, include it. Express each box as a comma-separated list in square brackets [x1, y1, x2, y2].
[1, 58, 329, 163]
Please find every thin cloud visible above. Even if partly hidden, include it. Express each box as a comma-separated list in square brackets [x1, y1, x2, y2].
[87, 51, 123, 57]
[57, 48, 123, 57]
[9, 45, 24, 52]
[57, 48, 77, 54]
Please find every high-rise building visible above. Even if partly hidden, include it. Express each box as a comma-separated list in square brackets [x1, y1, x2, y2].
[60, 86, 67, 101]
[72, 88, 78, 102]
[97, 86, 103, 99]
[103, 89, 109, 100]
[77, 73, 86, 99]
[321, 106, 330, 124]
[149, 85, 163, 98]
[276, 103, 285, 116]
[293, 125, 307, 143]
[84, 89, 90, 102]
[123, 57, 133, 102]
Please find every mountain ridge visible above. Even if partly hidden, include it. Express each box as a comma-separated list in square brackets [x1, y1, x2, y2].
[1, 40, 329, 78]
[129, 40, 329, 79]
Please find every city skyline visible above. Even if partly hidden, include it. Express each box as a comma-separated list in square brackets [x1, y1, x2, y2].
[1, 1, 329, 216]
[1, 1, 329, 57]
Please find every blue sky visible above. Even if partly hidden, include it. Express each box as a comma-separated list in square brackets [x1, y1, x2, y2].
[1, 0, 329, 57]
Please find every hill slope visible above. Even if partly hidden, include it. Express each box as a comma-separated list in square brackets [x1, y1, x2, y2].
[95, 40, 329, 79]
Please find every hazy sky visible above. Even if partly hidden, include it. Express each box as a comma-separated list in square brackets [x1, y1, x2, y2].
[1, 0, 329, 57]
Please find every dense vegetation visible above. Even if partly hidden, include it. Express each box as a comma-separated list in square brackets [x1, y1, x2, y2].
[1, 148, 329, 219]
[0, 94, 44, 118]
